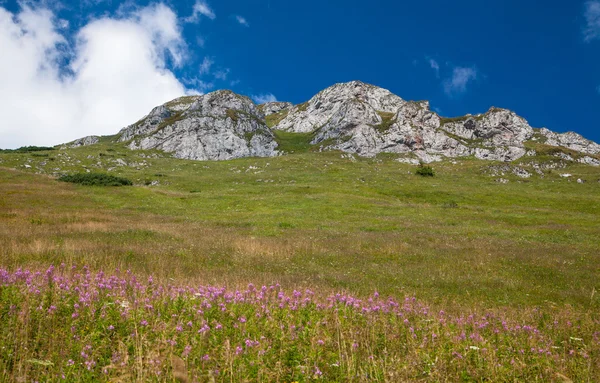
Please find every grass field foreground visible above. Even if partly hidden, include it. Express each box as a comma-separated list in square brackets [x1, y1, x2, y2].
[0, 140, 600, 381]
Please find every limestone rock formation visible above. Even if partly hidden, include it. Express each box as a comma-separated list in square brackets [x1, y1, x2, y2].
[117, 91, 278, 161]
[272, 81, 539, 162]
[537, 129, 600, 155]
[259, 102, 293, 116]
[62, 135, 100, 148]
[63, 80, 600, 165]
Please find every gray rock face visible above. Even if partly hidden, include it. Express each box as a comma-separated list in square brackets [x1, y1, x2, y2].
[117, 91, 278, 161]
[276, 81, 405, 133]
[275, 82, 537, 161]
[538, 128, 600, 155]
[259, 102, 293, 116]
[63, 135, 100, 148]
[69, 80, 599, 165]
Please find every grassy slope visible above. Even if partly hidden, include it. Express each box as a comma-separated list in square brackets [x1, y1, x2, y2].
[1, 140, 599, 310]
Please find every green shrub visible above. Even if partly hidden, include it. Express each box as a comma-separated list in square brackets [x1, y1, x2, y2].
[58, 173, 133, 186]
[0, 146, 55, 153]
[415, 164, 435, 177]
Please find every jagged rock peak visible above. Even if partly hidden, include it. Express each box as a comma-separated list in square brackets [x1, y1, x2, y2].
[116, 90, 278, 161]
[287, 83, 538, 162]
[275, 81, 406, 133]
[62, 80, 600, 166]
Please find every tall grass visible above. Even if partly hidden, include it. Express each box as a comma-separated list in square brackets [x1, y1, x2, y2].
[1, 265, 598, 382]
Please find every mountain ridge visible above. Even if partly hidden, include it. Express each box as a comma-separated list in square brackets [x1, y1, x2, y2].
[66, 81, 600, 165]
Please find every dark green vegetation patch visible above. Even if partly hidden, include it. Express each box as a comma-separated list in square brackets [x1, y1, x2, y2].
[415, 164, 435, 176]
[58, 172, 133, 186]
[0, 146, 55, 153]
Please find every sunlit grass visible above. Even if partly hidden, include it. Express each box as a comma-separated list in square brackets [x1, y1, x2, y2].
[0, 144, 599, 381]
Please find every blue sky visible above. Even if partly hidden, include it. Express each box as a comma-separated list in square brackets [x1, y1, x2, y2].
[1, 0, 599, 148]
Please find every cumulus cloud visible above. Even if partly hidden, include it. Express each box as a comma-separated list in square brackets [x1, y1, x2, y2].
[443, 66, 478, 97]
[0, 3, 196, 149]
[251, 93, 277, 104]
[235, 15, 249, 27]
[583, 1, 600, 42]
[428, 58, 440, 78]
[186, 0, 215, 23]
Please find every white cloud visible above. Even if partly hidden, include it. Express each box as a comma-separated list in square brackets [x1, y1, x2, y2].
[584, 1, 600, 42]
[199, 56, 213, 75]
[213, 68, 229, 80]
[428, 58, 440, 78]
[0, 3, 197, 149]
[186, 0, 215, 23]
[443, 66, 478, 97]
[182, 77, 213, 93]
[235, 15, 249, 27]
[252, 93, 278, 104]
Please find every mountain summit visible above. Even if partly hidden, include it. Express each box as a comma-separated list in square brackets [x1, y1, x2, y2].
[71, 81, 600, 165]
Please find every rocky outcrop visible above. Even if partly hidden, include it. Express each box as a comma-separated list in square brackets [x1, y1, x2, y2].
[276, 81, 405, 133]
[272, 81, 537, 162]
[259, 102, 293, 116]
[117, 91, 278, 161]
[537, 129, 600, 155]
[63, 80, 599, 165]
[62, 135, 100, 148]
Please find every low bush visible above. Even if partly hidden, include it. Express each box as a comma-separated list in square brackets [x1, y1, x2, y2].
[58, 173, 133, 186]
[415, 164, 435, 177]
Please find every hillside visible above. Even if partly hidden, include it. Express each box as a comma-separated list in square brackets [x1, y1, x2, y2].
[1, 142, 599, 305]
[1, 82, 600, 382]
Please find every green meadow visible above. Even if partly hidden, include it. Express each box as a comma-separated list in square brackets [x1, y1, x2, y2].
[0, 138, 599, 381]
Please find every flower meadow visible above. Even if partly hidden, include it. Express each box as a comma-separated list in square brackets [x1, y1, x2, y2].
[0, 265, 598, 382]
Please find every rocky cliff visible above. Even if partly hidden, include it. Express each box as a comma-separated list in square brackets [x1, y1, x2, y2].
[70, 81, 599, 164]
[117, 90, 278, 161]
[269, 81, 599, 163]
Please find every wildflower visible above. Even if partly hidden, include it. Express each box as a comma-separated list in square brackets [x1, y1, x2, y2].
[140, 320, 148, 327]
[107, 325, 114, 330]
[202, 354, 210, 361]
[84, 360, 96, 371]
[314, 366, 323, 377]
